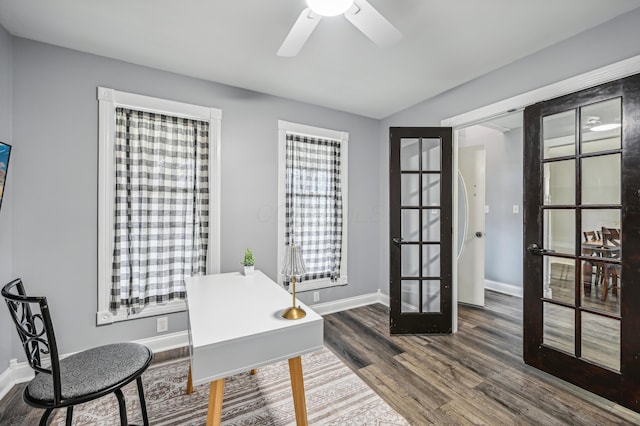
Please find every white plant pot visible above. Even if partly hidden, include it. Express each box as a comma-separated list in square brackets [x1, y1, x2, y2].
[243, 265, 254, 275]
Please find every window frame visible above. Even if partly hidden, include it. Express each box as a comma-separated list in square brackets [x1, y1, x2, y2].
[97, 87, 221, 325]
[277, 120, 348, 292]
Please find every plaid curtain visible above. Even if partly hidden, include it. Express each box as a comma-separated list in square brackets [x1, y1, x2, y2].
[111, 107, 209, 313]
[285, 133, 343, 282]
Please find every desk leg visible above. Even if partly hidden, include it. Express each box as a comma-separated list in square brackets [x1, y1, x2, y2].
[186, 364, 194, 395]
[206, 379, 225, 426]
[288, 356, 308, 426]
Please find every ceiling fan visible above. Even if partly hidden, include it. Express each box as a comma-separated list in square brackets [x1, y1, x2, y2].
[277, 0, 402, 57]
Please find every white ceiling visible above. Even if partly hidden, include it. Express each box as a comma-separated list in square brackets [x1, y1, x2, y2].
[1, 0, 639, 119]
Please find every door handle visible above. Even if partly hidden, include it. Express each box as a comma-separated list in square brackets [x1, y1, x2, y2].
[475, 231, 483, 238]
[392, 237, 403, 246]
[527, 243, 555, 256]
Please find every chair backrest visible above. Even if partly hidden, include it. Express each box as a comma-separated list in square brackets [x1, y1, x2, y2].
[583, 230, 598, 242]
[2, 278, 63, 403]
[602, 227, 621, 247]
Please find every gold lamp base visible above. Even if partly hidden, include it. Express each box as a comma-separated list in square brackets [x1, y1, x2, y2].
[282, 306, 306, 320]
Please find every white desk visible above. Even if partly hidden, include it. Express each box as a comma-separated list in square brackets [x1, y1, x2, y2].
[185, 271, 324, 426]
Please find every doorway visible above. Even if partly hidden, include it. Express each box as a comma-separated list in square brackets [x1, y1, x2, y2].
[456, 112, 524, 306]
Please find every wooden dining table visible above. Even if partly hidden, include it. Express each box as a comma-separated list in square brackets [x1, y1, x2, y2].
[581, 239, 621, 301]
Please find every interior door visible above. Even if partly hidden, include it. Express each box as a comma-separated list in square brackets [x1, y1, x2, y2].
[458, 145, 486, 306]
[389, 127, 453, 334]
[523, 72, 640, 411]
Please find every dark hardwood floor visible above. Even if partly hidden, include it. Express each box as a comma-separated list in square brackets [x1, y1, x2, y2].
[323, 291, 640, 425]
[2, 292, 639, 425]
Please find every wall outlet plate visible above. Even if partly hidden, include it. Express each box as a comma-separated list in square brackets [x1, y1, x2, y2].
[313, 291, 320, 302]
[157, 316, 169, 333]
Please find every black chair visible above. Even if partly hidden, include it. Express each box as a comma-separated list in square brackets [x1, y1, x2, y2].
[2, 278, 153, 426]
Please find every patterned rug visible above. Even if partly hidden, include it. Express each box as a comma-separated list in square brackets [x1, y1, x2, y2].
[52, 347, 408, 425]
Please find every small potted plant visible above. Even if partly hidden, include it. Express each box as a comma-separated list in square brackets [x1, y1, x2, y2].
[241, 248, 255, 275]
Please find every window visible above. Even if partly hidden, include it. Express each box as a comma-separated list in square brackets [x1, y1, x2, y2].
[97, 87, 221, 324]
[277, 120, 348, 291]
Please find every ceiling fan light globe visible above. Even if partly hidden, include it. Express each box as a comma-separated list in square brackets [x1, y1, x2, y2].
[591, 123, 621, 132]
[306, 0, 354, 16]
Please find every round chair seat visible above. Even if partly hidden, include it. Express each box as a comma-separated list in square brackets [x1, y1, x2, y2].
[26, 342, 152, 403]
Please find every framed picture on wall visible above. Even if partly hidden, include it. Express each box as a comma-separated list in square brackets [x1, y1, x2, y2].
[0, 141, 11, 211]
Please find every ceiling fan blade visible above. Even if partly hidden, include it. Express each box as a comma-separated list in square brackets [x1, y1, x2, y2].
[277, 8, 322, 57]
[344, 0, 402, 47]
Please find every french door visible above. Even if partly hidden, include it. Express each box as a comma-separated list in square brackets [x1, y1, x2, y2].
[389, 127, 453, 334]
[523, 72, 640, 410]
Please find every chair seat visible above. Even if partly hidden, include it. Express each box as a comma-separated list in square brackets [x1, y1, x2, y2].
[26, 342, 152, 403]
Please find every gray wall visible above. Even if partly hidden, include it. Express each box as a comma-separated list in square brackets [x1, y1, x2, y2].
[378, 7, 640, 296]
[459, 125, 524, 287]
[0, 24, 13, 373]
[6, 37, 380, 358]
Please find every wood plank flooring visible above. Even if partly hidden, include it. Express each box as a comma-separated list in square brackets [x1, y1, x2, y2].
[2, 292, 640, 425]
[323, 291, 640, 425]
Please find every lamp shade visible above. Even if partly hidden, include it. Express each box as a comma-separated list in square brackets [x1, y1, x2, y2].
[281, 243, 307, 278]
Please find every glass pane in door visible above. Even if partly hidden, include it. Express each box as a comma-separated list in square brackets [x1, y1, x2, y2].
[544, 160, 575, 205]
[401, 280, 419, 313]
[401, 245, 419, 276]
[400, 138, 420, 170]
[422, 174, 440, 206]
[543, 110, 576, 159]
[543, 256, 574, 304]
[543, 209, 575, 254]
[543, 302, 575, 355]
[581, 98, 621, 154]
[402, 210, 419, 242]
[401, 175, 419, 206]
[421, 138, 441, 171]
[581, 154, 621, 205]
[581, 312, 620, 371]
[422, 280, 441, 312]
[423, 209, 440, 242]
[581, 259, 621, 315]
[422, 245, 440, 277]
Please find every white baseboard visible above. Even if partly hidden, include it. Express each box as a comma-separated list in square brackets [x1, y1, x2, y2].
[136, 331, 190, 354]
[0, 293, 392, 399]
[485, 279, 523, 298]
[0, 358, 35, 401]
[310, 290, 387, 315]
[0, 364, 14, 402]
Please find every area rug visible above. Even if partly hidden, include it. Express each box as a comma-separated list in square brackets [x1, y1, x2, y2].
[52, 347, 408, 425]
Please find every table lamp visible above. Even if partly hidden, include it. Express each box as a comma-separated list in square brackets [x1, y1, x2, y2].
[281, 243, 307, 320]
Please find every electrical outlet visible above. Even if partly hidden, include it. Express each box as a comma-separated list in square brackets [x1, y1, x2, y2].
[313, 291, 320, 303]
[157, 316, 168, 333]
[513, 205, 520, 214]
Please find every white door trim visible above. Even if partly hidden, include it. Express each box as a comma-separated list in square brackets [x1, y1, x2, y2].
[442, 54, 640, 129]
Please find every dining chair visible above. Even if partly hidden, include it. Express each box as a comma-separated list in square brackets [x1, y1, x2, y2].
[600, 227, 622, 301]
[583, 230, 598, 243]
[582, 230, 603, 290]
[2, 278, 153, 426]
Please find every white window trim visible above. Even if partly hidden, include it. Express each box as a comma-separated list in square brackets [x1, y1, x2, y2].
[97, 87, 221, 325]
[277, 120, 348, 292]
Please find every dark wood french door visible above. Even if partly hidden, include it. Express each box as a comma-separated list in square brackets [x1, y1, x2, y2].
[389, 127, 453, 334]
[524, 72, 640, 411]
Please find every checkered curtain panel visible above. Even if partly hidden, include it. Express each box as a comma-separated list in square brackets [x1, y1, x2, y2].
[285, 133, 343, 282]
[111, 107, 209, 313]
